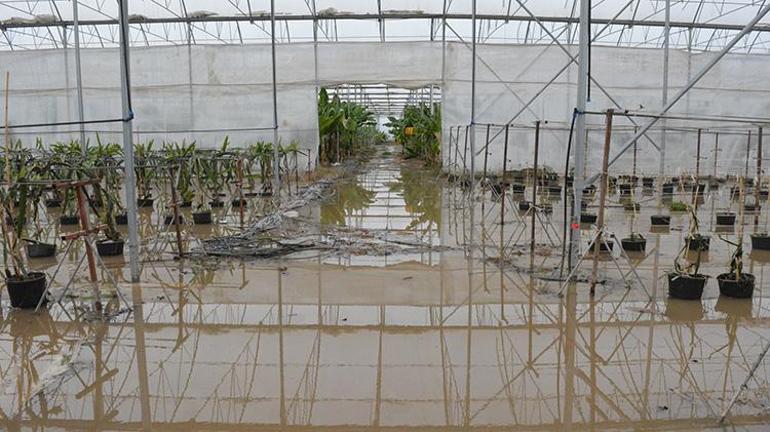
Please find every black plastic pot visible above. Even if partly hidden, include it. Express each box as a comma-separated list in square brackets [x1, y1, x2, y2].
[650, 215, 670, 226]
[662, 183, 674, 194]
[580, 213, 597, 224]
[44, 198, 62, 208]
[744, 203, 760, 212]
[751, 234, 770, 251]
[540, 203, 553, 214]
[621, 236, 647, 252]
[26, 242, 56, 258]
[518, 201, 531, 211]
[231, 198, 248, 207]
[623, 202, 640, 212]
[137, 197, 154, 208]
[667, 273, 707, 300]
[210, 200, 225, 208]
[618, 184, 632, 196]
[687, 234, 711, 251]
[490, 183, 503, 195]
[511, 184, 526, 194]
[164, 214, 185, 225]
[548, 186, 562, 195]
[588, 239, 614, 252]
[192, 211, 212, 225]
[716, 212, 736, 226]
[96, 239, 124, 257]
[115, 213, 128, 225]
[6, 272, 47, 309]
[181, 201, 193, 208]
[716, 273, 755, 299]
[59, 214, 79, 225]
[642, 177, 655, 188]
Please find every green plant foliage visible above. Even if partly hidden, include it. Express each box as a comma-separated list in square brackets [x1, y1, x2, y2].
[386, 103, 441, 165]
[317, 88, 382, 164]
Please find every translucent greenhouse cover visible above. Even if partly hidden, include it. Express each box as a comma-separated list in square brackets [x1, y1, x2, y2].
[2, 1, 770, 50]
[1, 0, 770, 177]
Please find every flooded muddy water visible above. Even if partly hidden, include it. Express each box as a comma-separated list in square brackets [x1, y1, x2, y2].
[2, 146, 770, 430]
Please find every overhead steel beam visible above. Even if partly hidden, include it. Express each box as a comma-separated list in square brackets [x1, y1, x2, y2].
[3, 13, 770, 33]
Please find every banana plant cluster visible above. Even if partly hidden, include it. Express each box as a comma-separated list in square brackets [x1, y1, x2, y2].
[386, 103, 441, 165]
[318, 88, 385, 164]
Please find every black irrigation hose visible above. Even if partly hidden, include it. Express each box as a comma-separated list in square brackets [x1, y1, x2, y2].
[0, 116, 132, 131]
[560, 109, 578, 279]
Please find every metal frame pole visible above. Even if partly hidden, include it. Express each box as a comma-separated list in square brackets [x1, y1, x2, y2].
[659, 0, 670, 179]
[469, 0, 477, 187]
[584, 3, 770, 184]
[755, 127, 763, 227]
[270, 0, 281, 192]
[73, 0, 86, 153]
[570, 0, 591, 269]
[118, 0, 141, 282]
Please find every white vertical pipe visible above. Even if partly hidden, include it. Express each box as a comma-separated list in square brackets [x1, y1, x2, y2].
[118, 0, 140, 282]
[570, 0, 591, 268]
[73, 0, 86, 153]
[270, 0, 281, 192]
[469, 0, 477, 185]
[659, 0, 670, 177]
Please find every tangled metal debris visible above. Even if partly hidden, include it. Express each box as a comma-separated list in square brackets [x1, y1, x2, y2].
[197, 177, 456, 259]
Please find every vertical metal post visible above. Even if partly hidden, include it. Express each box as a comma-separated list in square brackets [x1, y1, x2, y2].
[73, 0, 86, 153]
[745, 131, 752, 178]
[713, 133, 719, 177]
[118, 0, 141, 282]
[659, 0, 670, 178]
[530, 121, 541, 259]
[694, 128, 702, 208]
[469, 0, 477, 188]
[570, 0, 591, 269]
[270, 0, 281, 192]
[755, 127, 763, 227]
[590, 109, 613, 297]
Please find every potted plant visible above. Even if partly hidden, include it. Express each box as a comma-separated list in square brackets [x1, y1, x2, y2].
[0, 167, 48, 308]
[717, 238, 754, 299]
[134, 141, 157, 207]
[668, 207, 708, 300]
[93, 150, 126, 257]
[622, 193, 646, 252]
[191, 154, 214, 225]
[25, 183, 56, 258]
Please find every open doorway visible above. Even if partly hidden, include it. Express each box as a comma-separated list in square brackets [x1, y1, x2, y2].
[319, 83, 442, 165]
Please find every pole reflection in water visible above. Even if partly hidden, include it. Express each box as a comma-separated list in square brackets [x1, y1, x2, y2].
[0, 146, 769, 430]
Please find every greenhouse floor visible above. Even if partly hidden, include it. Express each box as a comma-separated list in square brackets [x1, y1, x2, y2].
[2, 146, 770, 431]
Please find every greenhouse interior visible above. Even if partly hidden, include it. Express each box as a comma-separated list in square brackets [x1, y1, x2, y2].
[1, 0, 770, 430]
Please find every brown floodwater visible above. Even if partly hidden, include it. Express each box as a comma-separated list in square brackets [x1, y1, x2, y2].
[1, 147, 770, 430]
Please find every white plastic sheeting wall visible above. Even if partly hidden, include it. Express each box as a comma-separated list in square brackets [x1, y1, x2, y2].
[1, 41, 769, 175]
[442, 44, 770, 176]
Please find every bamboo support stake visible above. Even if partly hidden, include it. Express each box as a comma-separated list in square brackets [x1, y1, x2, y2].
[755, 127, 763, 228]
[237, 159, 245, 227]
[590, 109, 614, 297]
[75, 184, 99, 286]
[168, 167, 185, 257]
[719, 339, 770, 423]
[3, 71, 9, 183]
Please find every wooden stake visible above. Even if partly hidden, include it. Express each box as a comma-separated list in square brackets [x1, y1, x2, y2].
[168, 167, 185, 257]
[755, 127, 763, 228]
[590, 109, 614, 297]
